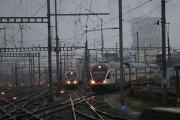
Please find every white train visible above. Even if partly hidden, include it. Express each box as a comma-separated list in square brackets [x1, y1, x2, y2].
[89, 62, 160, 91]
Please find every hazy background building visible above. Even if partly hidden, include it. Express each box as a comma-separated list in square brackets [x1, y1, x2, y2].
[131, 17, 161, 63]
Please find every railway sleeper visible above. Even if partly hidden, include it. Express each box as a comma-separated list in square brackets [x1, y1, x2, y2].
[100, 104, 110, 108]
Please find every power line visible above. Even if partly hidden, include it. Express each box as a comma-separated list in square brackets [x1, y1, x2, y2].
[123, 5, 161, 23]
[32, 2, 47, 17]
[123, 0, 152, 15]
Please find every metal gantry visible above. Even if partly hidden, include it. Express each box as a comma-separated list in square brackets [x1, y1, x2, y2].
[0, 52, 41, 87]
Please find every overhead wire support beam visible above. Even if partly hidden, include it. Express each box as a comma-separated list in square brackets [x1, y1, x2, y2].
[0, 53, 39, 57]
[88, 47, 169, 51]
[0, 17, 48, 23]
[0, 59, 29, 62]
[50, 13, 109, 16]
[0, 46, 84, 52]
[1, 63, 16, 66]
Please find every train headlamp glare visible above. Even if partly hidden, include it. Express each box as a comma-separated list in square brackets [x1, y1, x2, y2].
[70, 72, 73, 75]
[98, 65, 102, 69]
[91, 80, 95, 84]
[67, 81, 70, 84]
[74, 81, 77, 84]
[103, 80, 107, 83]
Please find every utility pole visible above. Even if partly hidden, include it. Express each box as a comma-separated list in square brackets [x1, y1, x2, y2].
[119, 0, 124, 105]
[144, 43, 147, 63]
[38, 52, 41, 87]
[67, 49, 68, 71]
[12, 66, 14, 86]
[33, 54, 35, 85]
[0, 28, 6, 48]
[29, 54, 31, 85]
[83, 25, 90, 84]
[101, 19, 104, 55]
[47, 0, 53, 100]
[135, 32, 139, 63]
[166, 23, 171, 67]
[30, 57, 33, 86]
[71, 52, 73, 70]
[116, 42, 118, 62]
[161, 0, 167, 106]
[144, 49, 146, 63]
[23, 56, 26, 86]
[64, 52, 66, 76]
[20, 23, 24, 47]
[60, 42, 62, 86]
[84, 30, 88, 83]
[174, 66, 180, 96]
[15, 63, 18, 87]
[55, 0, 60, 91]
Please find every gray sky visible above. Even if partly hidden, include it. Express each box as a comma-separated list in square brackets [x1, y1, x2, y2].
[0, 0, 179, 53]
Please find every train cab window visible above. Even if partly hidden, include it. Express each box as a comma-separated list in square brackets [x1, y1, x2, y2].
[93, 71, 106, 79]
[107, 73, 110, 79]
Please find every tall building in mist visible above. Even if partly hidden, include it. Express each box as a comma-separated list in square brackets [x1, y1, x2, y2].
[131, 17, 161, 47]
[131, 17, 161, 63]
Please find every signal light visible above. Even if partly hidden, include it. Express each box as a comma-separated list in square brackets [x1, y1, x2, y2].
[60, 90, 65, 94]
[12, 97, 17, 100]
[1, 91, 5, 95]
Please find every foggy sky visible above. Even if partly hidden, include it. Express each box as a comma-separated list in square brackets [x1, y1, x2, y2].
[0, 0, 179, 53]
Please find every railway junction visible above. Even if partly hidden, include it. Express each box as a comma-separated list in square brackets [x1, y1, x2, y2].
[1, 0, 180, 120]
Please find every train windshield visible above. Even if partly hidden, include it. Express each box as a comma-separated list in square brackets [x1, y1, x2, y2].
[93, 71, 106, 79]
[67, 75, 76, 80]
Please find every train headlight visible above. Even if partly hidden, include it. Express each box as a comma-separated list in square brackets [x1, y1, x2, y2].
[103, 80, 107, 83]
[67, 81, 70, 84]
[74, 81, 77, 84]
[91, 80, 95, 84]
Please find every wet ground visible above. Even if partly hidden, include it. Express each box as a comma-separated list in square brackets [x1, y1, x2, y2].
[106, 91, 141, 119]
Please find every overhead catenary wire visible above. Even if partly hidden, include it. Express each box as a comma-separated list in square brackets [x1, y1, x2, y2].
[63, 0, 154, 42]
[64, 0, 172, 49]
[32, 2, 47, 17]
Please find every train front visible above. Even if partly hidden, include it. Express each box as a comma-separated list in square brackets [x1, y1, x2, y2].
[65, 71, 78, 89]
[90, 63, 110, 91]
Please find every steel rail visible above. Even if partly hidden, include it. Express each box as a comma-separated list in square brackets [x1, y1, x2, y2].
[69, 91, 77, 120]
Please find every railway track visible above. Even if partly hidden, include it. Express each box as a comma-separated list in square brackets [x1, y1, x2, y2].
[0, 88, 48, 120]
[1, 87, 135, 120]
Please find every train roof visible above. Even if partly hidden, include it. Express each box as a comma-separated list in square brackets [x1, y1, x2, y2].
[128, 63, 148, 68]
[125, 63, 159, 68]
[147, 63, 159, 68]
[93, 62, 159, 68]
